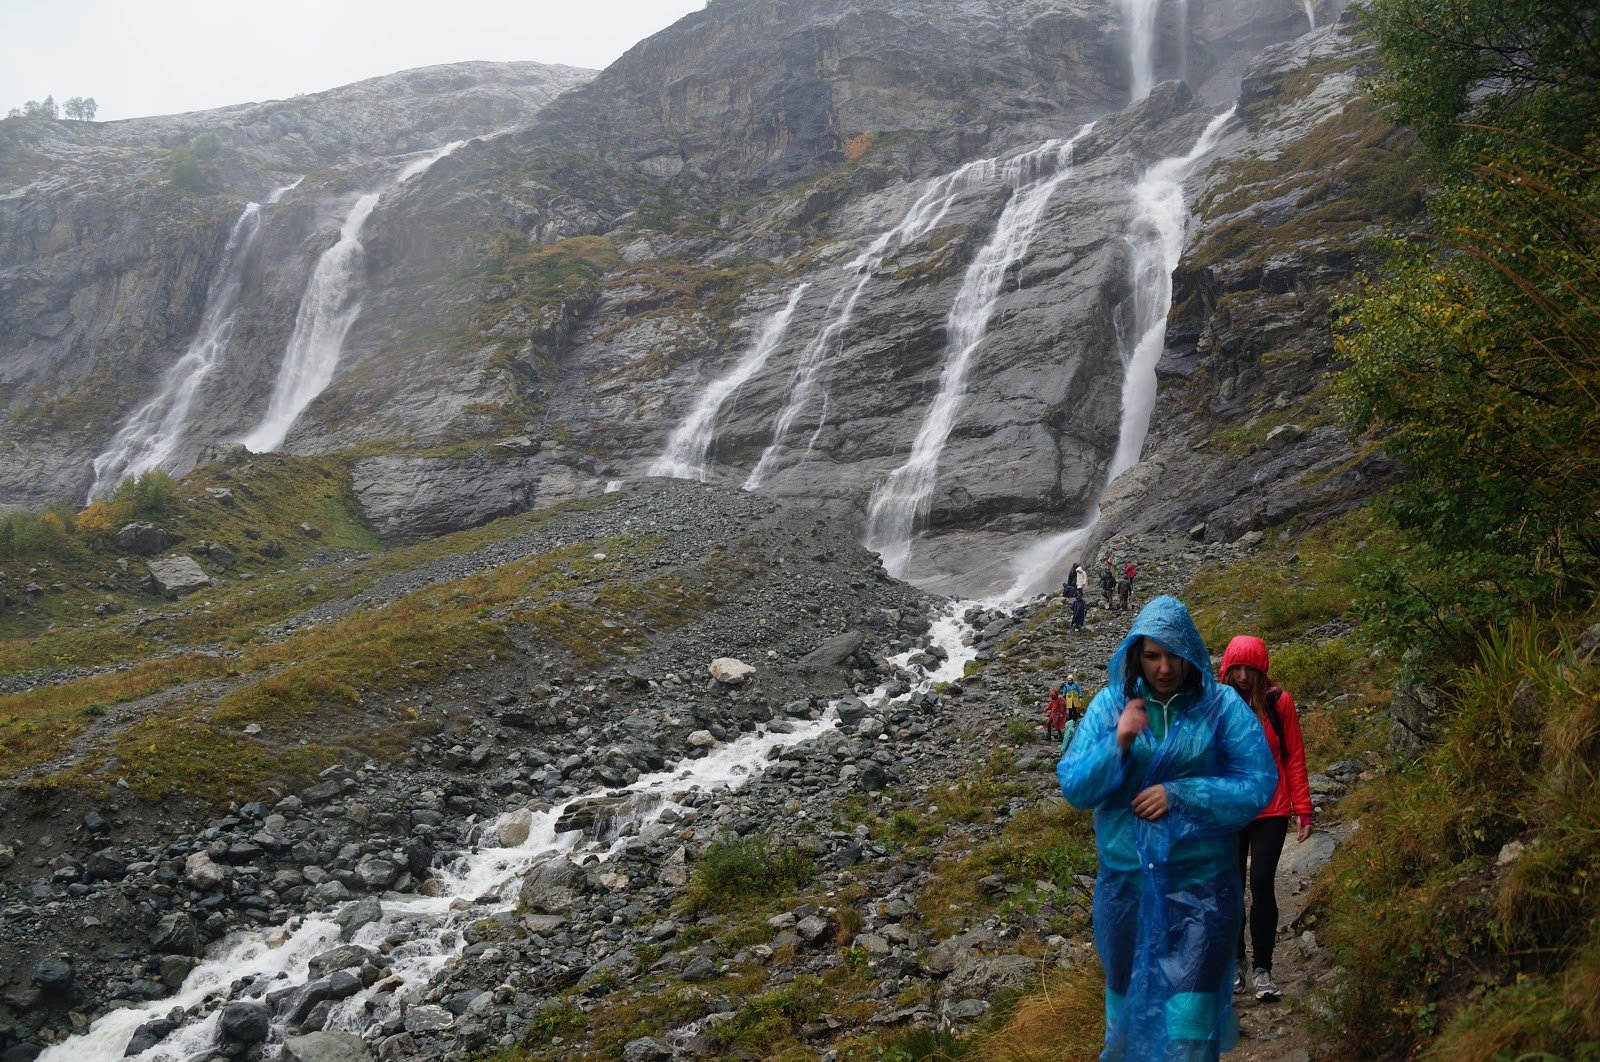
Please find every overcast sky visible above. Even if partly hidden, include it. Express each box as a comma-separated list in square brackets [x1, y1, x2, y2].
[0, 0, 708, 122]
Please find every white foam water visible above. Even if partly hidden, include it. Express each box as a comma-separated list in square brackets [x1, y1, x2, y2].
[239, 143, 464, 454]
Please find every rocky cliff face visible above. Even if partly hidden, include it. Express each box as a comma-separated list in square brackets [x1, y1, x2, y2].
[0, 0, 1406, 600]
[0, 62, 592, 508]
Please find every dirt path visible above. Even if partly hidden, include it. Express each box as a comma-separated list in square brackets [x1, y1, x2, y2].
[1232, 822, 1348, 1060]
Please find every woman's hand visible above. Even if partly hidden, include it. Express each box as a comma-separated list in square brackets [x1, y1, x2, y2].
[1297, 817, 1313, 843]
[1131, 784, 1168, 820]
[1117, 699, 1149, 753]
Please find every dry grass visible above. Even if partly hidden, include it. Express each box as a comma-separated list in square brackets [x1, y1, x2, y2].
[968, 965, 1106, 1060]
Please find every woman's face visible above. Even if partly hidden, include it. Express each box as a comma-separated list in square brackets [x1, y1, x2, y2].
[1225, 665, 1258, 696]
[1140, 640, 1188, 698]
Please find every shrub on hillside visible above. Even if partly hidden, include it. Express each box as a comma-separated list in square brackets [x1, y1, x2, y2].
[677, 833, 813, 915]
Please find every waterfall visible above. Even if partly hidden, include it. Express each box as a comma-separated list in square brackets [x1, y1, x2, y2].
[1110, 107, 1235, 480]
[238, 142, 464, 454]
[42, 616, 978, 1062]
[1120, 0, 1163, 101]
[990, 109, 1235, 603]
[86, 181, 301, 500]
[1302, 0, 1316, 29]
[648, 283, 809, 481]
[863, 126, 1094, 578]
[743, 158, 997, 490]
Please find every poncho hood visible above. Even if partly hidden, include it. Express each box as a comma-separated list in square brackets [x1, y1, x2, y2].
[1218, 634, 1272, 683]
[1107, 595, 1216, 701]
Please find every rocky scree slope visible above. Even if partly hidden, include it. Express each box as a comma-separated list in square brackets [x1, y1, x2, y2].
[0, 479, 948, 1057]
[4, 525, 1365, 1060]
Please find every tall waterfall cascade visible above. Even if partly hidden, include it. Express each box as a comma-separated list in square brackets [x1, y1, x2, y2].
[41, 611, 979, 1062]
[863, 127, 1095, 578]
[1120, 0, 1163, 100]
[987, 109, 1237, 601]
[1110, 107, 1237, 481]
[86, 180, 302, 500]
[238, 142, 464, 455]
[744, 157, 999, 490]
[649, 284, 810, 481]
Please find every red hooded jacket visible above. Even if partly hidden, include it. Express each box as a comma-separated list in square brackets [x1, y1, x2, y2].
[1218, 636, 1312, 823]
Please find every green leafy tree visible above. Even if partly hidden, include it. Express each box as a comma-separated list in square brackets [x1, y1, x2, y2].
[1361, 0, 1600, 154]
[1335, 132, 1600, 654]
[1335, 0, 1600, 659]
[63, 96, 97, 121]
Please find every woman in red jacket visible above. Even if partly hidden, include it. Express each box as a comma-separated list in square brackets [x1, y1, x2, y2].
[1218, 635, 1312, 1003]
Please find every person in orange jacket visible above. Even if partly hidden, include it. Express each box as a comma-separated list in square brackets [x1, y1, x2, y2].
[1218, 635, 1313, 1004]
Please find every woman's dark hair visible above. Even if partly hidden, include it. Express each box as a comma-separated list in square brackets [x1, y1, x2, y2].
[1123, 636, 1205, 699]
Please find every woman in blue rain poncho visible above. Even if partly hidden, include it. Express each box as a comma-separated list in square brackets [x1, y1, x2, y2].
[1058, 595, 1276, 1060]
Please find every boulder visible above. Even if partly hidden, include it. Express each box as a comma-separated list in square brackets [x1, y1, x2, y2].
[146, 555, 211, 598]
[709, 658, 755, 685]
[800, 630, 866, 667]
[150, 912, 198, 955]
[496, 807, 534, 848]
[113, 522, 170, 555]
[517, 853, 589, 913]
[218, 1001, 272, 1044]
[281, 1030, 374, 1062]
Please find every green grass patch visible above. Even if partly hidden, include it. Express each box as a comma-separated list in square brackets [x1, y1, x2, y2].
[677, 833, 816, 917]
[0, 654, 233, 778]
[1308, 610, 1600, 1056]
[918, 797, 1096, 939]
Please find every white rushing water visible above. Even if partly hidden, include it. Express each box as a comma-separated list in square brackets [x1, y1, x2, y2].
[863, 127, 1094, 578]
[744, 158, 997, 490]
[1110, 107, 1235, 480]
[986, 109, 1236, 603]
[649, 284, 810, 481]
[1302, 0, 1317, 29]
[47, 612, 978, 1062]
[238, 143, 464, 454]
[86, 181, 302, 500]
[1120, 0, 1163, 101]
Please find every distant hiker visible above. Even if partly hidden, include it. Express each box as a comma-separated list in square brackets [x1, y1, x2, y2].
[1071, 592, 1088, 630]
[1220, 635, 1313, 1004]
[1058, 596, 1276, 1059]
[1067, 562, 1087, 596]
[1123, 560, 1138, 589]
[1117, 573, 1132, 611]
[1045, 686, 1068, 744]
[1101, 568, 1117, 608]
[1060, 673, 1085, 751]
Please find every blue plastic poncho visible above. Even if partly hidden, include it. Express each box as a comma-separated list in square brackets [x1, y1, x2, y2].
[1057, 595, 1276, 1061]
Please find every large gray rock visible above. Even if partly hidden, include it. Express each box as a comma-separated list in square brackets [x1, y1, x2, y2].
[112, 522, 171, 554]
[517, 853, 589, 914]
[145, 555, 212, 599]
[281, 1031, 373, 1062]
[350, 454, 604, 539]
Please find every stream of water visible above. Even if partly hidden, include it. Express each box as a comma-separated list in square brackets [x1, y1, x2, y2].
[239, 143, 464, 454]
[45, 607, 978, 1061]
[862, 127, 1094, 578]
[744, 158, 997, 490]
[88, 181, 301, 500]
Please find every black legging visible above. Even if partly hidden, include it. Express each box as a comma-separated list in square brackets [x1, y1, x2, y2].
[1237, 816, 1289, 973]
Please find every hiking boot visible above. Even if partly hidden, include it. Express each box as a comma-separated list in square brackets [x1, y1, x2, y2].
[1252, 968, 1280, 1001]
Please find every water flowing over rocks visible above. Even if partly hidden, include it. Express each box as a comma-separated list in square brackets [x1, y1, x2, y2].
[0, 0, 1388, 601]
